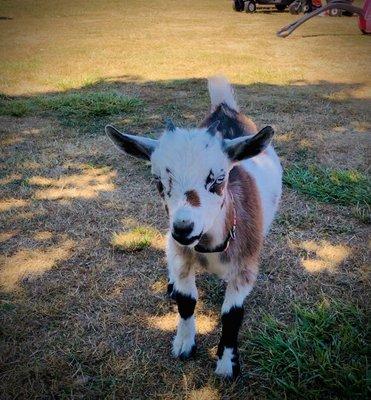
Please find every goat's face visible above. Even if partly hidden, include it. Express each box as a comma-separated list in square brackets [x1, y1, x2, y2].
[106, 121, 273, 247]
[150, 126, 230, 245]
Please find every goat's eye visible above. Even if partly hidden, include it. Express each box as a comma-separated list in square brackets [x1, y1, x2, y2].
[215, 175, 225, 184]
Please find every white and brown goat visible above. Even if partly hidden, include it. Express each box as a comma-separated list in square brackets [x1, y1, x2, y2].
[106, 76, 282, 378]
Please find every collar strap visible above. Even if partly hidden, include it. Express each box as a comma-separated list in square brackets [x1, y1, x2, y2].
[194, 201, 237, 254]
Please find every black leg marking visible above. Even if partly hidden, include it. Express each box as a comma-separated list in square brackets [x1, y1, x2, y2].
[173, 291, 196, 320]
[173, 290, 197, 359]
[217, 306, 244, 379]
[166, 282, 174, 298]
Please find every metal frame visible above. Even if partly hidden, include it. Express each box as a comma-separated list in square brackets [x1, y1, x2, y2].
[277, 0, 363, 37]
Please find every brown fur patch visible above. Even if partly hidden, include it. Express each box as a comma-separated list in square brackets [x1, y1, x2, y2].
[175, 244, 195, 279]
[219, 250, 231, 264]
[219, 166, 263, 286]
[201, 104, 263, 286]
[196, 253, 208, 268]
[185, 190, 201, 207]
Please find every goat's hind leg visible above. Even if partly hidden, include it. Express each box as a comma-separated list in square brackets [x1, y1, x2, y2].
[215, 280, 253, 379]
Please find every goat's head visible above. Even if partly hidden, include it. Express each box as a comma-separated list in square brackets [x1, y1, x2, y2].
[106, 120, 273, 247]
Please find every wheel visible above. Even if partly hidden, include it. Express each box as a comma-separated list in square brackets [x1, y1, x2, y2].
[233, 0, 245, 12]
[329, 7, 342, 17]
[289, 1, 302, 14]
[275, 4, 287, 11]
[245, 1, 256, 12]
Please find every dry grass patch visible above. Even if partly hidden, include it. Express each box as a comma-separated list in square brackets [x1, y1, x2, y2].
[28, 165, 117, 201]
[111, 226, 164, 252]
[295, 240, 351, 273]
[0, 236, 74, 292]
[0, 198, 28, 212]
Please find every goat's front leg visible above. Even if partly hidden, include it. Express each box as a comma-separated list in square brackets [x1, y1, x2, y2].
[215, 280, 254, 379]
[168, 246, 197, 359]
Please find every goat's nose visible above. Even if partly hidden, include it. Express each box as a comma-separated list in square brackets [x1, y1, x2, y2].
[173, 220, 194, 238]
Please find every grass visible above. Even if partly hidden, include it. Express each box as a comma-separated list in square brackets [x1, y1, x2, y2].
[284, 165, 371, 206]
[0, 0, 369, 399]
[111, 227, 160, 252]
[0, 91, 143, 125]
[243, 300, 369, 399]
[0, 1, 369, 95]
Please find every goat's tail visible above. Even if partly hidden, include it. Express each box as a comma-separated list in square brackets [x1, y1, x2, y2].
[207, 75, 239, 112]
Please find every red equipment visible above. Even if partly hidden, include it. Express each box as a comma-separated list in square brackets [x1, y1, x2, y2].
[358, 0, 371, 33]
[277, 0, 371, 37]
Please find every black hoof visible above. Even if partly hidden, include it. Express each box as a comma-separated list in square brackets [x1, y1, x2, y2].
[232, 362, 241, 380]
[179, 343, 197, 360]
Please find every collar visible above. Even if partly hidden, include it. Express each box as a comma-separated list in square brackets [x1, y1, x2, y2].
[194, 194, 236, 254]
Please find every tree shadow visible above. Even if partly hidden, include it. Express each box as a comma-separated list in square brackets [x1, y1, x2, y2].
[0, 76, 369, 398]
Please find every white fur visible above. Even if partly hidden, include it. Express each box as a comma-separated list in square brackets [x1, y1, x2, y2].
[208, 76, 239, 112]
[242, 145, 283, 235]
[167, 236, 198, 298]
[108, 75, 283, 376]
[172, 316, 196, 357]
[221, 282, 253, 314]
[151, 129, 230, 239]
[215, 347, 235, 377]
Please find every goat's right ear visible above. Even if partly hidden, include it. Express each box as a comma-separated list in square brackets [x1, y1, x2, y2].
[105, 125, 158, 161]
[223, 126, 274, 162]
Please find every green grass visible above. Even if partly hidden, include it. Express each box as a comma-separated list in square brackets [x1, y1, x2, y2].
[243, 300, 369, 399]
[284, 165, 371, 206]
[111, 226, 160, 252]
[0, 91, 143, 126]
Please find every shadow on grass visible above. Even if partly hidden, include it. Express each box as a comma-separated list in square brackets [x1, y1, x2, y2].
[0, 77, 369, 398]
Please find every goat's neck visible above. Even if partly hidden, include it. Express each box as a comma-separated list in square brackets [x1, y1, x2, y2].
[204, 190, 234, 247]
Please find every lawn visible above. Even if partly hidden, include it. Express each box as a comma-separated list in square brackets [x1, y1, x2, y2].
[0, 0, 370, 399]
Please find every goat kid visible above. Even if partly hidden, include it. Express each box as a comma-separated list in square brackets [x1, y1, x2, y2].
[106, 76, 282, 379]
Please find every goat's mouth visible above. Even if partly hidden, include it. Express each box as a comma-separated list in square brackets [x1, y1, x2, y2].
[171, 231, 203, 246]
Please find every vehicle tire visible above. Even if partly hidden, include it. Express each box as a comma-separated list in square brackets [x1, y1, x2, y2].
[233, 0, 245, 12]
[329, 8, 342, 17]
[245, 1, 256, 12]
[275, 4, 287, 11]
[289, 1, 302, 14]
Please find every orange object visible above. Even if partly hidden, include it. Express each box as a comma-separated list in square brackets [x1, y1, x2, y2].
[312, 0, 323, 6]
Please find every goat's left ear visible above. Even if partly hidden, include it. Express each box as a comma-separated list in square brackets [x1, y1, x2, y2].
[223, 126, 274, 162]
[106, 125, 158, 161]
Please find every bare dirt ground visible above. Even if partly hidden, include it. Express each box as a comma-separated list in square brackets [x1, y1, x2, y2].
[0, 1, 370, 398]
